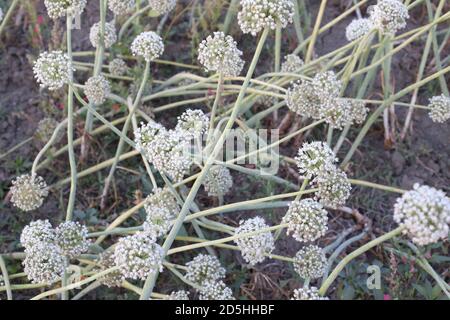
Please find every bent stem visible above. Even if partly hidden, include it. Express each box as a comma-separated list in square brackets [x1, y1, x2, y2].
[319, 226, 404, 296]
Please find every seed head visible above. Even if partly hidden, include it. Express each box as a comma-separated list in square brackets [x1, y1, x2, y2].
[84, 75, 111, 105]
[33, 51, 72, 90]
[346, 18, 373, 41]
[199, 280, 235, 300]
[283, 199, 328, 243]
[23, 242, 66, 284]
[238, 0, 294, 36]
[234, 217, 275, 266]
[131, 31, 164, 62]
[281, 54, 304, 73]
[198, 32, 244, 77]
[368, 0, 409, 35]
[89, 21, 117, 49]
[108, 0, 135, 15]
[109, 58, 128, 76]
[148, 0, 177, 15]
[292, 287, 328, 300]
[293, 245, 326, 279]
[203, 165, 233, 197]
[10, 174, 48, 212]
[428, 94, 450, 123]
[394, 184, 450, 246]
[185, 254, 226, 285]
[295, 141, 337, 178]
[44, 0, 87, 19]
[314, 168, 352, 209]
[114, 233, 164, 280]
[20, 220, 55, 250]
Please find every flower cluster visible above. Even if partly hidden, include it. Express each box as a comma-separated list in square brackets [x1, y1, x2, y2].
[96, 251, 124, 288]
[131, 31, 164, 62]
[34, 118, 61, 143]
[428, 94, 450, 123]
[109, 58, 128, 76]
[314, 167, 352, 209]
[44, 0, 87, 19]
[345, 18, 373, 41]
[148, 0, 177, 15]
[281, 54, 304, 73]
[293, 245, 326, 279]
[393, 184, 450, 246]
[10, 174, 48, 211]
[286, 71, 368, 129]
[175, 109, 209, 139]
[143, 201, 176, 240]
[55, 221, 90, 258]
[368, 0, 409, 35]
[134, 121, 166, 155]
[113, 232, 164, 280]
[295, 141, 337, 178]
[234, 217, 275, 265]
[282, 199, 328, 243]
[20, 219, 89, 284]
[185, 254, 226, 285]
[89, 21, 117, 49]
[167, 290, 190, 300]
[84, 75, 111, 105]
[203, 165, 233, 197]
[33, 51, 72, 90]
[108, 0, 135, 16]
[238, 0, 294, 36]
[198, 32, 244, 77]
[199, 280, 235, 300]
[292, 287, 328, 300]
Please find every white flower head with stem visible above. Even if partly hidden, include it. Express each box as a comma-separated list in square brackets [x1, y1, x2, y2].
[84, 75, 111, 106]
[33, 51, 73, 90]
[131, 31, 164, 62]
[108, 0, 136, 16]
[89, 21, 117, 49]
[293, 245, 327, 279]
[44, 0, 87, 19]
[10, 174, 49, 212]
[428, 94, 450, 123]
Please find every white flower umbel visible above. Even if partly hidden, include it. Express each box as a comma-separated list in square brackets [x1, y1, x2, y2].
[428, 94, 450, 123]
[175, 109, 209, 139]
[146, 187, 179, 213]
[131, 31, 164, 62]
[167, 290, 190, 300]
[234, 217, 275, 266]
[394, 184, 450, 246]
[44, 0, 87, 19]
[96, 251, 124, 288]
[203, 165, 233, 197]
[148, 0, 177, 15]
[10, 174, 48, 212]
[89, 21, 117, 49]
[108, 0, 135, 16]
[319, 98, 354, 130]
[368, 0, 409, 35]
[283, 199, 328, 243]
[134, 121, 167, 157]
[33, 51, 72, 90]
[238, 0, 294, 36]
[314, 168, 352, 209]
[198, 32, 244, 77]
[293, 245, 327, 279]
[84, 75, 111, 106]
[34, 118, 61, 143]
[23, 242, 66, 284]
[114, 233, 164, 280]
[20, 220, 55, 250]
[143, 206, 175, 240]
[295, 141, 337, 178]
[55, 221, 90, 258]
[286, 80, 322, 118]
[109, 58, 128, 76]
[292, 287, 329, 300]
[311, 71, 342, 103]
[185, 254, 226, 285]
[349, 100, 369, 125]
[199, 280, 235, 300]
[281, 54, 304, 73]
[345, 18, 373, 41]
[145, 129, 192, 182]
